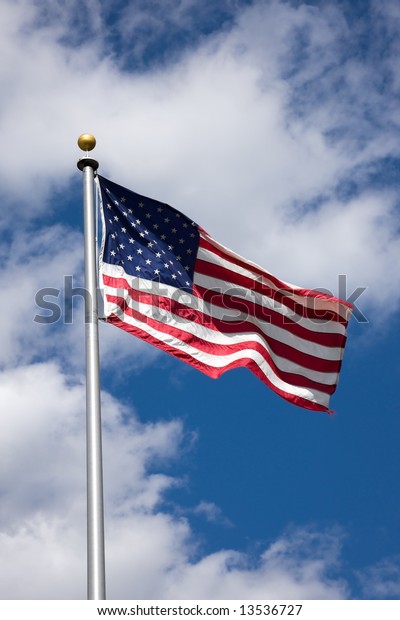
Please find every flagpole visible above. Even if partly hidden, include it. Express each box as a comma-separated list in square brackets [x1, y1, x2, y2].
[77, 134, 106, 600]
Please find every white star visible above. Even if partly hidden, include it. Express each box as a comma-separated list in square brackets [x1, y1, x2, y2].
[139, 232, 145, 238]
[137, 248, 143, 254]
[156, 252, 161, 258]
[154, 269, 160, 275]
[153, 223, 159, 230]
[127, 255, 133, 261]
[164, 217, 170, 223]
[136, 266, 141, 271]
[110, 250, 116, 256]
[129, 238, 135, 244]
[157, 207, 163, 213]
[119, 244, 125, 249]
[146, 213, 151, 219]
[186, 248, 192, 254]
[114, 215, 119, 221]
[179, 238, 185, 244]
[107, 203, 112, 210]
[171, 274, 177, 280]
[121, 227, 127, 233]
[172, 228, 177, 234]
[136, 219, 141, 224]
[183, 223, 188, 228]
[161, 234, 166, 240]
[164, 263, 169, 269]
[121, 197, 126, 203]
[176, 255, 182, 261]
[145, 259, 152, 265]
[148, 242, 154, 248]
[138, 202, 144, 208]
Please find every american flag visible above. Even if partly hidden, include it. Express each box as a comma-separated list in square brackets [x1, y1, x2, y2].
[97, 175, 352, 413]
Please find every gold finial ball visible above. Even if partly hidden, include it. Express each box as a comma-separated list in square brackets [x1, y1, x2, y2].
[78, 133, 96, 152]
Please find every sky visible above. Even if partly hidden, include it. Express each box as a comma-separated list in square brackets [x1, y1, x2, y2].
[0, 0, 400, 601]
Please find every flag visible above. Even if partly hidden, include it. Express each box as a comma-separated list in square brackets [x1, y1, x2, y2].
[97, 175, 352, 413]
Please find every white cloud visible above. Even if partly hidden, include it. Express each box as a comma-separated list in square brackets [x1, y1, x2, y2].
[112, 526, 349, 600]
[0, 225, 83, 368]
[191, 501, 233, 527]
[1, 0, 400, 601]
[358, 556, 400, 599]
[0, 361, 186, 599]
[0, 0, 399, 318]
[0, 363, 86, 522]
[0, 360, 349, 600]
[0, 513, 86, 599]
[255, 190, 400, 319]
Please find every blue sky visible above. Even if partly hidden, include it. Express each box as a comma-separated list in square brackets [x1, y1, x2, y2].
[1, 0, 400, 600]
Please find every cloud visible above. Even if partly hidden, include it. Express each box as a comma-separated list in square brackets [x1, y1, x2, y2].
[358, 556, 400, 599]
[0, 225, 83, 368]
[1, 0, 400, 601]
[0, 360, 350, 600]
[0, 360, 186, 599]
[1, 0, 399, 320]
[149, 527, 349, 600]
[191, 501, 233, 527]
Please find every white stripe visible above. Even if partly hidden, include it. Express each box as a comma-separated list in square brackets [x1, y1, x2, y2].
[102, 281, 339, 386]
[194, 271, 347, 336]
[100, 263, 344, 362]
[199, 233, 351, 321]
[104, 302, 330, 409]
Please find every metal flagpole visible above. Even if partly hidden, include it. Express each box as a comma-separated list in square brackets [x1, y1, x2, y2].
[77, 134, 106, 600]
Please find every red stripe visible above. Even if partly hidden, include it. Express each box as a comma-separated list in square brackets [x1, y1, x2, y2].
[193, 284, 347, 348]
[199, 235, 292, 292]
[106, 292, 338, 395]
[103, 274, 344, 373]
[105, 313, 330, 413]
[199, 234, 353, 311]
[195, 258, 347, 324]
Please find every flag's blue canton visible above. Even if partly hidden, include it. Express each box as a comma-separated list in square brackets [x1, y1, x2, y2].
[98, 176, 200, 293]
